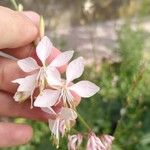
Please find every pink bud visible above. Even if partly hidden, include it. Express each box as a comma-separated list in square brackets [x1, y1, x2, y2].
[100, 135, 114, 150]
[86, 132, 114, 150]
[68, 134, 83, 150]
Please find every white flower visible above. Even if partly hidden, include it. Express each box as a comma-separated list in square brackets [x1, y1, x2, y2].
[48, 107, 77, 148]
[68, 134, 83, 150]
[35, 57, 100, 108]
[13, 36, 74, 106]
[12, 73, 38, 102]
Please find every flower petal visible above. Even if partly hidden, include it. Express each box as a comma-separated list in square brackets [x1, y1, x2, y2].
[46, 66, 62, 86]
[60, 107, 77, 121]
[48, 118, 60, 145]
[48, 119, 56, 132]
[12, 74, 37, 92]
[36, 36, 53, 64]
[17, 57, 40, 72]
[34, 89, 60, 108]
[100, 135, 114, 148]
[69, 80, 100, 98]
[87, 133, 105, 150]
[68, 134, 83, 150]
[50, 50, 74, 67]
[66, 57, 84, 83]
[41, 107, 56, 115]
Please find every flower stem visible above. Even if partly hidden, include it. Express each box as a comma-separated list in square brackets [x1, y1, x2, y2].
[10, 0, 18, 10]
[77, 111, 91, 131]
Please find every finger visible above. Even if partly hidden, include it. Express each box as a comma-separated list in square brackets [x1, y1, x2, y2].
[2, 43, 36, 59]
[22, 11, 40, 27]
[0, 91, 51, 121]
[0, 57, 25, 93]
[0, 6, 38, 49]
[0, 122, 32, 147]
[0, 11, 40, 57]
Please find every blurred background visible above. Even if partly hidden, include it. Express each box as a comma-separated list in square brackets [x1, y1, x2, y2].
[1, 0, 150, 149]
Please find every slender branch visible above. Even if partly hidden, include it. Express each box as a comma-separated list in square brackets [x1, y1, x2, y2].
[77, 111, 91, 131]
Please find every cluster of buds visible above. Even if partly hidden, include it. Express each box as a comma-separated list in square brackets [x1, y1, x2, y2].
[13, 36, 114, 149]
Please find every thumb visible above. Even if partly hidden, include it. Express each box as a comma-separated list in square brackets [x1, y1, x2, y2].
[0, 122, 33, 147]
[0, 6, 38, 49]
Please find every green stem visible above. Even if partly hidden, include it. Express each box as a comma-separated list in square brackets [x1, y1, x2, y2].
[10, 0, 18, 10]
[77, 111, 91, 131]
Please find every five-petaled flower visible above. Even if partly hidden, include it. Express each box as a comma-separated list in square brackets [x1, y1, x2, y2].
[34, 57, 100, 109]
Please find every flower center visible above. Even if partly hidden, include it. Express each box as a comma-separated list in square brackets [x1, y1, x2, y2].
[61, 85, 74, 108]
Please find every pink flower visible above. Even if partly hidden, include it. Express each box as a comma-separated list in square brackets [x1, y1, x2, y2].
[48, 107, 77, 148]
[13, 36, 73, 105]
[100, 135, 114, 150]
[87, 133, 114, 150]
[68, 134, 83, 150]
[87, 132, 105, 150]
[34, 57, 100, 109]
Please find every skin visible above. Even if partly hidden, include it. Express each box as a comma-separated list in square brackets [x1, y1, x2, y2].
[0, 6, 71, 147]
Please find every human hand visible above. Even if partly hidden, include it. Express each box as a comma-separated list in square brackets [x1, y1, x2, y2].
[0, 6, 62, 147]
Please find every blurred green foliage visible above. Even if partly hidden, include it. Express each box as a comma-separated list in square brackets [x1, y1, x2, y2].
[3, 24, 150, 150]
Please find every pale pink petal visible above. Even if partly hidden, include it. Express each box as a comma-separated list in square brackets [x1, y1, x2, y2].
[60, 107, 77, 121]
[46, 66, 62, 86]
[66, 57, 84, 83]
[48, 119, 56, 132]
[68, 135, 78, 150]
[34, 89, 60, 108]
[17, 57, 40, 72]
[100, 135, 114, 149]
[48, 118, 60, 147]
[36, 36, 53, 64]
[87, 133, 105, 150]
[50, 50, 74, 67]
[69, 80, 100, 98]
[12, 74, 37, 92]
[68, 134, 83, 150]
[41, 107, 56, 115]
[59, 120, 66, 137]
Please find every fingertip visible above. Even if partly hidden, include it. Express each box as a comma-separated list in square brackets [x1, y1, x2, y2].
[0, 123, 33, 147]
[10, 124, 33, 145]
[22, 11, 40, 27]
[18, 125, 33, 144]
[0, 7, 39, 48]
[18, 13, 38, 45]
